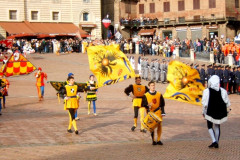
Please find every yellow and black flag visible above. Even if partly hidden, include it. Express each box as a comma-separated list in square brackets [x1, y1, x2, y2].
[87, 44, 135, 88]
[163, 60, 205, 106]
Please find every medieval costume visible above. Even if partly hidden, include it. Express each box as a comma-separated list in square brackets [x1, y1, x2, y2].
[124, 76, 149, 132]
[35, 67, 47, 101]
[202, 75, 231, 148]
[86, 75, 98, 115]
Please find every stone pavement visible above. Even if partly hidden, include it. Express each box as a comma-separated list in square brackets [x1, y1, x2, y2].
[0, 53, 239, 160]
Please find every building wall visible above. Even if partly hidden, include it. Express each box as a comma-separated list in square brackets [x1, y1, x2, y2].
[0, 0, 102, 39]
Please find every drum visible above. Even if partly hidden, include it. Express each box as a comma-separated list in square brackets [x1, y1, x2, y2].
[142, 112, 162, 132]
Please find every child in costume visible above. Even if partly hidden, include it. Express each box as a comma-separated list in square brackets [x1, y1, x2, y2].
[86, 75, 98, 116]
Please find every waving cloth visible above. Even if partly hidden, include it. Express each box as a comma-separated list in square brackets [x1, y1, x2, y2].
[163, 60, 205, 105]
[87, 45, 135, 88]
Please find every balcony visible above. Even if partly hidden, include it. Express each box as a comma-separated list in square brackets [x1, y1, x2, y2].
[120, 17, 234, 28]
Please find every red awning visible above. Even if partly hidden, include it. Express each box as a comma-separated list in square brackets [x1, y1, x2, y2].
[0, 21, 88, 38]
[138, 29, 156, 36]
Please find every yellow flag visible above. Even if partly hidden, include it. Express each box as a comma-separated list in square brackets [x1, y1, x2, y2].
[163, 60, 205, 106]
[87, 44, 135, 87]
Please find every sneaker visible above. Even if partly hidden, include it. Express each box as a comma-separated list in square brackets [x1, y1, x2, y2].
[75, 117, 80, 121]
[131, 126, 136, 131]
[140, 129, 147, 133]
[67, 129, 73, 133]
[157, 141, 163, 145]
[75, 130, 79, 135]
[152, 141, 157, 145]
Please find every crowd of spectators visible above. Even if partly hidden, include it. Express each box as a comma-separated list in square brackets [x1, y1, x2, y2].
[0, 35, 239, 66]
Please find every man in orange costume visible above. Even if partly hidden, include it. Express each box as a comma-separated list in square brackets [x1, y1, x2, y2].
[35, 67, 47, 101]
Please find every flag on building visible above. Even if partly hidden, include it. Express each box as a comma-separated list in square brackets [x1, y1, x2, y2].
[163, 60, 205, 106]
[1, 52, 36, 77]
[87, 44, 135, 88]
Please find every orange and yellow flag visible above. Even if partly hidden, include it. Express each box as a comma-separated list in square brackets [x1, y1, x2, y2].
[1, 53, 36, 77]
[87, 44, 135, 87]
[163, 60, 205, 106]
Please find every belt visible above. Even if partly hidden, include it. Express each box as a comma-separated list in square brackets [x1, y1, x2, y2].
[68, 96, 77, 98]
[153, 107, 160, 112]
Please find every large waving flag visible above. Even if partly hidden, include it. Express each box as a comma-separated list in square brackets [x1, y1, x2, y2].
[1, 53, 36, 77]
[163, 60, 205, 106]
[87, 44, 135, 87]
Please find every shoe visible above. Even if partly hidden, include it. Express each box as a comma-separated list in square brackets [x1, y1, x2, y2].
[67, 129, 73, 133]
[131, 126, 136, 131]
[152, 141, 157, 145]
[75, 117, 80, 121]
[75, 130, 79, 135]
[157, 141, 163, 145]
[94, 113, 97, 116]
[140, 129, 147, 133]
[208, 142, 218, 148]
[0, 112, 2, 116]
[214, 143, 219, 148]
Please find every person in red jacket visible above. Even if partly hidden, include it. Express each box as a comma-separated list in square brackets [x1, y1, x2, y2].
[35, 67, 47, 101]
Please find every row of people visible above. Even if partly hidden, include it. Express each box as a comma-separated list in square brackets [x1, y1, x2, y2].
[199, 64, 240, 94]
[139, 57, 168, 83]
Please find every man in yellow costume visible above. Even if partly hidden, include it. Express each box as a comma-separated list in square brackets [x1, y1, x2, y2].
[124, 76, 149, 132]
[142, 81, 166, 145]
[61, 76, 81, 134]
[0, 72, 10, 115]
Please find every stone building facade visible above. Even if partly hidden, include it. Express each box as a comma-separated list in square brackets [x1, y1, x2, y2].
[0, 0, 102, 39]
[110, 0, 240, 41]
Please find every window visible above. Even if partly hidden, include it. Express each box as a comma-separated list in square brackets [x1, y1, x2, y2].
[83, 0, 90, 3]
[178, 0, 185, 11]
[52, 0, 61, 3]
[236, 0, 239, 8]
[125, 2, 131, 13]
[139, 4, 144, 14]
[150, 3, 155, 13]
[52, 12, 59, 20]
[209, 0, 216, 8]
[178, 17, 185, 23]
[164, 18, 170, 24]
[83, 13, 89, 21]
[31, 11, 38, 20]
[164, 2, 170, 12]
[193, 15, 200, 22]
[9, 10, 17, 20]
[193, 0, 200, 9]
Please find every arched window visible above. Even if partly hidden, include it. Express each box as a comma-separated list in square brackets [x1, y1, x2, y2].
[83, 12, 89, 21]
